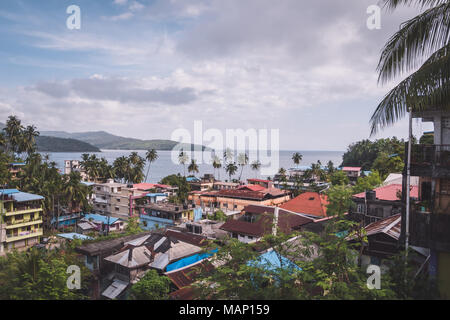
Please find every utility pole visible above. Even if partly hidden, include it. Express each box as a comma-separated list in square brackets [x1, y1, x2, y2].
[406, 108, 413, 254]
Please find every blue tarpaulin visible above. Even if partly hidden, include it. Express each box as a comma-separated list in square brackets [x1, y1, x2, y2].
[248, 250, 301, 272]
[166, 248, 218, 272]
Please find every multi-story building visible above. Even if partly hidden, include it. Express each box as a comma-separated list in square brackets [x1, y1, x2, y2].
[404, 110, 450, 298]
[138, 202, 202, 230]
[189, 186, 291, 213]
[350, 184, 418, 225]
[0, 189, 44, 254]
[92, 180, 147, 219]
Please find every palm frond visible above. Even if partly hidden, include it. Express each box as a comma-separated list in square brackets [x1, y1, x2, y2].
[383, 0, 448, 10]
[371, 43, 450, 135]
[377, 2, 450, 83]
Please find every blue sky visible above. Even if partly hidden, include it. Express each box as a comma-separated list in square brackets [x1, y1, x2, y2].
[0, 0, 433, 150]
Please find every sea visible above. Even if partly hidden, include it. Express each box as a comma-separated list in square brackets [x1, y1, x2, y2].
[41, 150, 345, 183]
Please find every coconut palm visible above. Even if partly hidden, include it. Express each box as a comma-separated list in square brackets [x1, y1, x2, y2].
[225, 162, 238, 182]
[212, 155, 222, 180]
[188, 159, 199, 175]
[250, 160, 261, 178]
[370, 0, 450, 135]
[145, 149, 158, 182]
[178, 151, 189, 177]
[113, 156, 129, 183]
[292, 152, 303, 168]
[223, 148, 234, 164]
[21, 125, 40, 155]
[237, 153, 249, 182]
[3, 115, 24, 156]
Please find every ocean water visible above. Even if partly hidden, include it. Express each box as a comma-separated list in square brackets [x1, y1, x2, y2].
[41, 150, 344, 183]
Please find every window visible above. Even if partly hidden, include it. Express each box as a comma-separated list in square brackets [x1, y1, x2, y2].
[441, 179, 450, 195]
[248, 236, 253, 240]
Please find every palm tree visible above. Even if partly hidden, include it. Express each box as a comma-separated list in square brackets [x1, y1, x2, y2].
[370, 0, 450, 135]
[145, 149, 158, 182]
[292, 152, 303, 168]
[223, 148, 234, 164]
[212, 155, 222, 180]
[63, 172, 90, 213]
[4, 115, 24, 156]
[188, 159, 199, 176]
[237, 153, 249, 182]
[113, 156, 128, 183]
[250, 160, 261, 178]
[225, 162, 238, 182]
[21, 125, 40, 155]
[178, 151, 189, 177]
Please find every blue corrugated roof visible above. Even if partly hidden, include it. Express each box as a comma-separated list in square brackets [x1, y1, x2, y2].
[166, 248, 218, 272]
[83, 213, 119, 225]
[0, 189, 20, 196]
[146, 193, 168, 197]
[57, 233, 93, 241]
[12, 192, 44, 202]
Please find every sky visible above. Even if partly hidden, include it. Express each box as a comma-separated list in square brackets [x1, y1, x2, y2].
[0, 0, 434, 151]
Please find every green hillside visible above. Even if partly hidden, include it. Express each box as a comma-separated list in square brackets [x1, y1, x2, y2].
[36, 136, 101, 152]
[40, 130, 210, 151]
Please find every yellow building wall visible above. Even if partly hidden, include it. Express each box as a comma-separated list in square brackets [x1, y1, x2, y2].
[438, 251, 450, 299]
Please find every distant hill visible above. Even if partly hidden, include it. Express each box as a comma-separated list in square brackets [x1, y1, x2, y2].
[40, 130, 210, 151]
[36, 136, 101, 152]
[0, 122, 209, 151]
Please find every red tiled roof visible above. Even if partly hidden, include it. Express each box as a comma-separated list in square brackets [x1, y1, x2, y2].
[166, 260, 214, 289]
[280, 192, 329, 218]
[221, 205, 313, 237]
[216, 189, 266, 200]
[342, 167, 362, 172]
[237, 184, 267, 192]
[165, 230, 207, 246]
[247, 179, 270, 183]
[353, 184, 418, 201]
[221, 218, 268, 237]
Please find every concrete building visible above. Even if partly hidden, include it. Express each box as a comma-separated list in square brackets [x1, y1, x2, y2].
[92, 180, 147, 219]
[405, 110, 450, 298]
[0, 189, 44, 254]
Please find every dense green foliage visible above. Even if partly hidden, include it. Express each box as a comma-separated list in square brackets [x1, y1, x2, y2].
[129, 269, 171, 300]
[341, 137, 406, 178]
[352, 171, 383, 194]
[36, 136, 100, 152]
[160, 174, 191, 203]
[195, 217, 401, 300]
[0, 245, 92, 300]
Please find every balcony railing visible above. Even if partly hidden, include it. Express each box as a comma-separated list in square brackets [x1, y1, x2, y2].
[411, 144, 450, 167]
[5, 229, 43, 242]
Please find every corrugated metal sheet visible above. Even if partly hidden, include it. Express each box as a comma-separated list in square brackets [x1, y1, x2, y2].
[102, 279, 128, 299]
[11, 192, 44, 202]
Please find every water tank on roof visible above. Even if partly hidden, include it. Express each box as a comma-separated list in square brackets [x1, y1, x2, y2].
[366, 190, 376, 200]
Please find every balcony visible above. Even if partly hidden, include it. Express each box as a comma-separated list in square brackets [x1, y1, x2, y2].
[5, 229, 43, 243]
[5, 206, 43, 217]
[409, 210, 450, 252]
[5, 219, 43, 229]
[410, 144, 450, 178]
